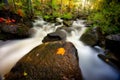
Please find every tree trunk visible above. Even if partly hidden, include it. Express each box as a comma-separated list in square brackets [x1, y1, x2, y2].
[3, 0, 9, 10]
[12, 0, 16, 11]
[3, 0, 8, 5]
[60, 0, 63, 15]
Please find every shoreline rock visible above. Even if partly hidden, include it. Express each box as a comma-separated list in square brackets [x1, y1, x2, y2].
[105, 34, 120, 61]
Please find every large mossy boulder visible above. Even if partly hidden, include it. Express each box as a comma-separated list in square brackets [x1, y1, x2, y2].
[105, 34, 120, 61]
[5, 41, 83, 80]
[80, 32, 97, 46]
[80, 27, 104, 46]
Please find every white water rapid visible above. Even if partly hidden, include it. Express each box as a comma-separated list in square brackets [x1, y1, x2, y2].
[0, 18, 120, 80]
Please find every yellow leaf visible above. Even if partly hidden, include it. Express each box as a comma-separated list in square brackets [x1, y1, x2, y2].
[23, 71, 28, 76]
[105, 59, 109, 62]
[56, 48, 65, 55]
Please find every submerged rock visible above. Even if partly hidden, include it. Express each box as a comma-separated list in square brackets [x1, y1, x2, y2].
[5, 41, 83, 80]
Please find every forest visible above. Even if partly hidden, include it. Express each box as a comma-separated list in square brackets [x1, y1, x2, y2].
[0, 0, 120, 80]
[0, 0, 120, 35]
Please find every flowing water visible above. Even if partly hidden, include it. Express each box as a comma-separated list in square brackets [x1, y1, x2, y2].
[0, 18, 119, 80]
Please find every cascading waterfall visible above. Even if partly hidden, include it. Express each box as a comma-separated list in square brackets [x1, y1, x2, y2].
[0, 18, 119, 80]
[66, 20, 120, 80]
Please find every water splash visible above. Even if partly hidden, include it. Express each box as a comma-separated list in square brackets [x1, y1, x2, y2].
[0, 18, 119, 80]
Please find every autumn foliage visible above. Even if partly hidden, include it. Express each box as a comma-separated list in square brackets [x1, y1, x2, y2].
[0, 17, 4, 22]
[0, 17, 16, 24]
[17, 9, 24, 17]
[56, 47, 65, 55]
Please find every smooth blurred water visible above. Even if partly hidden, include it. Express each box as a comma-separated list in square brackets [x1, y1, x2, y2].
[0, 18, 119, 80]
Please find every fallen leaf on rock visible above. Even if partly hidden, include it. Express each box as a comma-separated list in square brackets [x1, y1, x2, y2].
[23, 71, 28, 76]
[56, 48, 65, 55]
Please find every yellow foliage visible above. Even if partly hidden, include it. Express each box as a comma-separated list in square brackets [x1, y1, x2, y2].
[56, 48, 65, 55]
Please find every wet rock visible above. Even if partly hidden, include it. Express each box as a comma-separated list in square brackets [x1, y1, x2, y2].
[0, 23, 31, 40]
[85, 21, 94, 27]
[5, 41, 83, 80]
[0, 9, 33, 40]
[63, 20, 73, 27]
[42, 30, 66, 43]
[56, 26, 74, 34]
[80, 27, 104, 46]
[105, 34, 120, 61]
[80, 32, 97, 46]
[76, 14, 88, 19]
[98, 54, 120, 70]
[56, 18, 63, 23]
[23, 20, 33, 28]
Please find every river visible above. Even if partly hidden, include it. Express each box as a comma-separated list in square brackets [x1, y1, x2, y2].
[0, 18, 119, 80]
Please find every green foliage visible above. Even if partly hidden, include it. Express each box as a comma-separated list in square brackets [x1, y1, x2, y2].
[0, 3, 4, 9]
[51, 0, 59, 10]
[52, 11, 61, 18]
[88, 0, 120, 35]
[43, 14, 58, 21]
[61, 13, 72, 19]
[0, 0, 81, 20]
[43, 15, 50, 20]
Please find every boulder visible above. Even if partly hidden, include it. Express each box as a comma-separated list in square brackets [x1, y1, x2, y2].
[0, 10, 33, 40]
[42, 30, 66, 43]
[105, 34, 120, 61]
[0, 23, 31, 40]
[80, 32, 97, 46]
[5, 41, 83, 80]
[80, 27, 104, 46]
